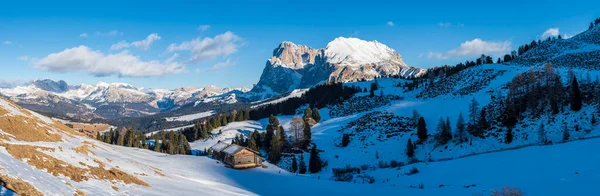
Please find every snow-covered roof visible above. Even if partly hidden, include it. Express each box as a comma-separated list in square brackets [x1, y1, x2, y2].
[221, 144, 245, 155]
[209, 142, 230, 152]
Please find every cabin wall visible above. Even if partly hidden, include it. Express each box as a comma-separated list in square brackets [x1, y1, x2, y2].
[233, 150, 256, 166]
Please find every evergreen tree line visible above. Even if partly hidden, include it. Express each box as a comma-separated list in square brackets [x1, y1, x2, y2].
[249, 82, 361, 120]
[500, 64, 583, 128]
[96, 127, 192, 155]
[590, 17, 600, 29]
[180, 109, 251, 143]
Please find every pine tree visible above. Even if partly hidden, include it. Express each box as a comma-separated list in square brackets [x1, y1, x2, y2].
[411, 109, 421, 125]
[469, 98, 480, 124]
[154, 139, 161, 152]
[445, 117, 452, 134]
[406, 138, 415, 157]
[505, 128, 513, 144]
[312, 108, 321, 122]
[117, 132, 125, 146]
[303, 108, 312, 121]
[96, 132, 101, 141]
[268, 128, 282, 164]
[417, 117, 428, 141]
[436, 117, 452, 145]
[341, 134, 350, 147]
[570, 76, 582, 111]
[290, 156, 298, 173]
[248, 131, 258, 151]
[309, 145, 322, 173]
[563, 126, 570, 141]
[592, 114, 597, 126]
[244, 110, 250, 120]
[302, 121, 312, 149]
[299, 154, 307, 174]
[538, 124, 547, 144]
[248, 130, 261, 151]
[456, 112, 466, 142]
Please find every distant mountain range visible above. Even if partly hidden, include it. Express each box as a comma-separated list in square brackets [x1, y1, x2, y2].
[0, 79, 249, 120]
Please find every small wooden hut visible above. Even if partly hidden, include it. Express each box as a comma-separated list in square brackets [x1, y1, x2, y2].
[210, 142, 262, 169]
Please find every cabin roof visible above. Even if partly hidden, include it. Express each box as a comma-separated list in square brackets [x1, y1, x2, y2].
[222, 144, 245, 155]
[209, 142, 230, 152]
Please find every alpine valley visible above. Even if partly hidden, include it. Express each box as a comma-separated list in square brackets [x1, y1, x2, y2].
[2, 15, 600, 196]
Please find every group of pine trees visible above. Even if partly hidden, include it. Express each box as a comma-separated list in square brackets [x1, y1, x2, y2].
[589, 17, 600, 29]
[181, 109, 251, 143]
[502, 65, 583, 127]
[97, 128, 191, 155]
[249, 82, 361, 120]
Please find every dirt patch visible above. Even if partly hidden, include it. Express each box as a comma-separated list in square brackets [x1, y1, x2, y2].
[2, 143, 149, 187]
[0, 115, 62, 142]
[73, 144, 97, 156]
[0, 174, 44, 196]
[112, 186, 119, 191]
[74, 189, 87, 196]
[66, 122, 112, 138]
[150, 166, 166, 177]
[0, 107, 8, 116]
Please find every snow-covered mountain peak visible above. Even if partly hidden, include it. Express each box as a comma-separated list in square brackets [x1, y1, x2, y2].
[325, 37, 396, 65]
[251, 37, 424, 97]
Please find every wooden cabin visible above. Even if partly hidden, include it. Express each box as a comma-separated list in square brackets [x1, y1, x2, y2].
[210, 142, 263, 169]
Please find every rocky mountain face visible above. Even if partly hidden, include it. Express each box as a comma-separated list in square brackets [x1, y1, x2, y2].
[250, 37, 425, 98]
[0, 80, 249, 120]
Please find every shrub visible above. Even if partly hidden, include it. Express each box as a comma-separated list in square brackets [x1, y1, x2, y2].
[405, 167, 419, 176]
[378, 160, 390, 168]
[490, 186, 524, 196]
[332, 165, 360, 182]
[390, 160, 398, 168]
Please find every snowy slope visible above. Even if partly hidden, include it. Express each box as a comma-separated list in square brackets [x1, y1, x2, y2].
[238, 61, 600, 195]
[0, 97, 421, 196]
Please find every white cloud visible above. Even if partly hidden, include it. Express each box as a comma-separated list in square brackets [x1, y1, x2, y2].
[34, 45, 184, 77]
[110, 41, 130, 50]
[0, 79, 24, 88]
[110, 33, 161, 51]
[131, 33, 161, 50]
[438, 22, 451, 27]
[541, 28, 560, 38]
[195, 58, 235, 73]
[563, 34, 572, 39]
[3, 41, 12, 45]
[428, 38, 511, 59]
[427, 52, 448, 60]
[458, 23, 465, 27]
[80, 33, 88, 38]
[386, 21, 395, 26]
[198, 25, 211, 32]
[17, 56, 30, 61]
[418, 53, 423, 58]
[207, 58, 235, 72]
[96, 30, 123, 36]
[167, 31, 241, 63]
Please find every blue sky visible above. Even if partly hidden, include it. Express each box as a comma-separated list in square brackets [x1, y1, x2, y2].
[0, 0, 598, 89]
